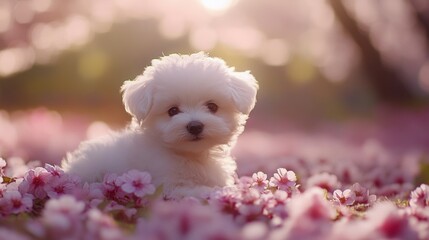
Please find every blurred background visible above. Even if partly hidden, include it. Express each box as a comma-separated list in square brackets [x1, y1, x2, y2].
[0, 0, 429, 174]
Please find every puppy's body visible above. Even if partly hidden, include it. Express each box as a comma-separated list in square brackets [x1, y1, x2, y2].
[63, 53, 257, 198]
[64, 125, 236, 196]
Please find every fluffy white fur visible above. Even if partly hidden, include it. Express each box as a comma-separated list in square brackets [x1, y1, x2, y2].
[62, 52, 258, 198]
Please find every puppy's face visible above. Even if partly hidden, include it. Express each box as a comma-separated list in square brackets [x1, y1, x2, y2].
[146, 74, 241, 152]
[121, 53, 258, 153]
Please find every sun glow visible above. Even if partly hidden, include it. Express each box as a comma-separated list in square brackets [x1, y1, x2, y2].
[200, 0, 236, 12]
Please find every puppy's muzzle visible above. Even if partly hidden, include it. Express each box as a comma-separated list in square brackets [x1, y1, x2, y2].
[187, 121, 204, 136]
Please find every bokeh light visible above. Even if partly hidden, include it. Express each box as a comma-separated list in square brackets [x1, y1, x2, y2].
[259, 39, 290, 66]
[200, 0, 237, 12]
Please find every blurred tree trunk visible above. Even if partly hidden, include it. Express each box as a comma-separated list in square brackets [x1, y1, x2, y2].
[328, 0, 416, 105]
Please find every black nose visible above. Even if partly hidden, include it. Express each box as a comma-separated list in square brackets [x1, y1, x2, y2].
[187, 121, 204, 136]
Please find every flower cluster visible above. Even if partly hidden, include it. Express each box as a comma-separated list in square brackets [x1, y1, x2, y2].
[0, 162, 80, 216]
[87, 170, 156, 222]
[210, 169, 299, 225]
[1, 158, 429, 239]
[26, 196, 126, 240]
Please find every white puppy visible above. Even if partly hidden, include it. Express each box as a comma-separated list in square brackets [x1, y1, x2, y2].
[62, 52, 258, 198]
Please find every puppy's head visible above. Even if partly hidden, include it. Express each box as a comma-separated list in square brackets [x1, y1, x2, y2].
[121, 52, 258, 152]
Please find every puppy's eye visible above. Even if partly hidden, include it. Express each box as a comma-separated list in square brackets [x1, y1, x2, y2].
[206, 102, 218, 113]
[168, 106, 181, 117]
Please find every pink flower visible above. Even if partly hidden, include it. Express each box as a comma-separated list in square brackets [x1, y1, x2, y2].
[410, 184, 429, 209]
[0, 158, 6, 176]
[351, 183, 376, 205]
[0, 158, 6, 184]
[118, 170, 155, 197]
[44, 174, 81, 198]
[18, 167, 52, 199]
[288, 187, 336, 221]
[237, 188, 265, 222]
[44, 164, 64, 177]
[103, 173, 120, 190]
[43, 195, 85, 216]
[272, 188, 336, 240]
[101, 173, 125, 200]
[42, 195, 85, 231]
[102, 201, 138, 221]
[0, 158, 6, 168]
[265, 190, 289, 221]
[0, 183, 6, 197]
[366, 202, 419, 239]
[251, 171, 268, 192]
[333, 189, 356, 206]
[86, 208, 123, 240]
[134, 200, 239, 240]
[210, 187, 240, 217]
[0, 190, 33, 214]
[270, 168, 297, 191]
[87, 182, 105, 201]
[306, 172, 340, 193]
[237, 176, 253, 189]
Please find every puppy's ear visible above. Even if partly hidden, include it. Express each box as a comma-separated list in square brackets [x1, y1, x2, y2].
[121, 75, 153, 121]
[229, 71, 258, 114]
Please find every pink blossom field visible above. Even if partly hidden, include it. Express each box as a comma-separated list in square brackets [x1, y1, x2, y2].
[1, 108, 429, 240]
[1, 0, 429, 239]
